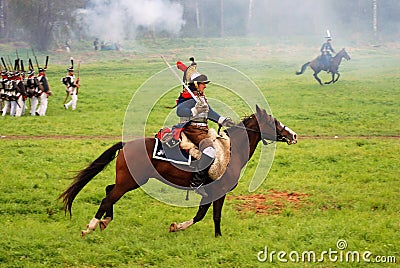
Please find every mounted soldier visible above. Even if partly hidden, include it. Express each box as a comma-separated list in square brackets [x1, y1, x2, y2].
[319, 30, 336, 72]
[173, 58, 234, 197]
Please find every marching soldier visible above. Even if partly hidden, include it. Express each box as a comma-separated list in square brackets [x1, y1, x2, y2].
[25, 69, 40, 116]
[7, 71, 18, 116]
[62, 64, 80, 110]
[36, 67, 51, 116]
[14, 70, 27, 117]
[0, 69, 6, 110]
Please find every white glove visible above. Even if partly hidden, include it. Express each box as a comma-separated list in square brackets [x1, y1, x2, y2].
[218, 117, 235, 127]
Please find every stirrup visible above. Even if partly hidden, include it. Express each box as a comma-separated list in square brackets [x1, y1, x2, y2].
[191, 184, 208, 198]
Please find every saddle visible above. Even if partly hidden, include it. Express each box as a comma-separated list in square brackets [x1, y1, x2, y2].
[154, 128, 231, 180]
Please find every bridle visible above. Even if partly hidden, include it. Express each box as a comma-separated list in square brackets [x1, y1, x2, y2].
[220, 115, 291, 145]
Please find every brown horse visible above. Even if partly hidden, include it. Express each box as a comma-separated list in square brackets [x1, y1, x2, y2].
[59, 105, 297, 237]
[296, 48, 351, 85]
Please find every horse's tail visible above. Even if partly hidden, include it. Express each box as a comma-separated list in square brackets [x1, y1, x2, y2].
[58, 141, 125, 217]
[296, 62, 311, 75]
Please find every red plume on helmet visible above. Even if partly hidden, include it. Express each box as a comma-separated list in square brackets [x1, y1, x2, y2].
[176, 61, 187, 71]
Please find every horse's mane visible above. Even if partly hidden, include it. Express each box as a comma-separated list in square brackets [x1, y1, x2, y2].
[225, 113, 257, 134]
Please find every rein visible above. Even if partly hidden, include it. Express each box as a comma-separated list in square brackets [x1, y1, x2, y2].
[218, 118, 288, 145]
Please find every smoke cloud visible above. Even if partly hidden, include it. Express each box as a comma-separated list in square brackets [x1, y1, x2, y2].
[78, 0, 185, 42]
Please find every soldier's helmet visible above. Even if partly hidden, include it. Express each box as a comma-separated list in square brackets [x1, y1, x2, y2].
[67, 66, 74, 72]
[39, 68, 46, 72]
[189, 73, 210, 85]
[1, 70, 7, 76]
[27, 70, 35, 76]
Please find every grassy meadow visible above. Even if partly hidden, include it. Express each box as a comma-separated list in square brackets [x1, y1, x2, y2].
[0, 37, 399, 267]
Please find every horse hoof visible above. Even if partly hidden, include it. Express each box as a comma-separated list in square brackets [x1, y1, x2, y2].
[169, 222, 178, 232]
[99, 217, 112, 231]
[81, 230, 88, 238]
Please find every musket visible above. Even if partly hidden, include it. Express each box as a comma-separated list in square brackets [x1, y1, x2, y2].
[160, 55, 200, 104]
[1, 57, 7, 71]
[44, 55, 49, 69]
[78, 61, 80, 79]
[28, 59, 34, 71]
[76, 60, 81, 94]
[14, 59, 18, 71]
[7, 55, 13, 70]
[31, 47, 40, 71]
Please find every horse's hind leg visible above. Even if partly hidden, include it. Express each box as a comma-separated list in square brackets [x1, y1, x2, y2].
[82, 179, 140, 237]
[99, 184, 115, 231]
[313, 72, 323, 85]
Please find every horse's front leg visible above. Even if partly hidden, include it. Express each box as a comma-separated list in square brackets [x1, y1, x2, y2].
[325, 72, 335, 84]
[169, 201, 211, 232]
[333, 72, 340, 83]
[212, 195, 226, 237]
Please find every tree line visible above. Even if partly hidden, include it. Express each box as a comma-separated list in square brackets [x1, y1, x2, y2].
[0, 0, 399, 51]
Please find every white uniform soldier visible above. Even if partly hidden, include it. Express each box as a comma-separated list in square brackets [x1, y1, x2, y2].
[14, 71, 26, 117]
[62, 66, 80, 110]
[25, 69, 40, 116]
[36, 68, 51, 116]
[1, 71, 12, 116]
[7, 72, 18, 116]
[0, 70, 6, 111]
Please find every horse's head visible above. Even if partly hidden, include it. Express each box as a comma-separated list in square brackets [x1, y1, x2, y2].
[340, 48, 351, 61]
[254, 105, 297, 145]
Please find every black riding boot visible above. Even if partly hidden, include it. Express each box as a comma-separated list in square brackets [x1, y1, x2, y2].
[190, 154, 214, 198]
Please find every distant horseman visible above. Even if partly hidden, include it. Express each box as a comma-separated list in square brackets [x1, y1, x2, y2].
[319, 30, 336, 71]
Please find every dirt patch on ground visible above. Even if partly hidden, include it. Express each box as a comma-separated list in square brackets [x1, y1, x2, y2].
[227, 190, 310, 215]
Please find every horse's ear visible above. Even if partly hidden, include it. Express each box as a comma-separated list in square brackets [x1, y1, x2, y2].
[256, 104, 261, 114]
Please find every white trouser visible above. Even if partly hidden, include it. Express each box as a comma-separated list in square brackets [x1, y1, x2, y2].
[15, 97, 24, 117]
[65, 94, 78, 110]
[37, 93, 48, 116]
[10, 100, 17, 116]
[2, 100, 10, 116]
[30, 97, 38, 116]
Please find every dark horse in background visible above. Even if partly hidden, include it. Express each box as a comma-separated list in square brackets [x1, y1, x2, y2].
[296, 48, 351, 85]
[59, 105, 297, 237]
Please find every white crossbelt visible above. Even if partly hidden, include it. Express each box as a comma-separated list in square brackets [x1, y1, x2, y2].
[191, 122, 207, 127]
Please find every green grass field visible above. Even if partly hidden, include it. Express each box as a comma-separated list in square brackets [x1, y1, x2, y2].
[0, 38, 399, 267]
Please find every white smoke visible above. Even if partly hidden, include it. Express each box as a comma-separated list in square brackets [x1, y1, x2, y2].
[78, 0, 185, 42]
